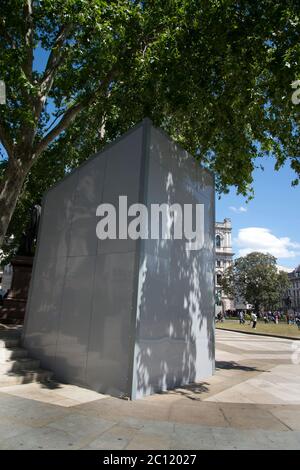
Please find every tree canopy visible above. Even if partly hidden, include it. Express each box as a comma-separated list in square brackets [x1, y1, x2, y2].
[1, 1, 300, 254]
[221, 252, 291, 312]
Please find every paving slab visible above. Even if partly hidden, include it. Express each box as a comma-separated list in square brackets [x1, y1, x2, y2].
[0, 427, 80, 450]
[0, 329, 299, 450]
[268, 408, 300, 431]
[0, 382, 105, 407]
[0, 418, 34, 441]
[47, 413, 116, 441]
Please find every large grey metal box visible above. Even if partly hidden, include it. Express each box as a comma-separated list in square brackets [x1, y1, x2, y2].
[23, 119, 215, 399]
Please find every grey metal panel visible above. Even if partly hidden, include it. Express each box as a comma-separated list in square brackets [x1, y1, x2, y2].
[38, 172, 78, 261]
[86, 251, 136, 396]
[133, 125, 215, 399]
[98, 126, 143, 255]
[23, 170, 78, 369]
[24, 123, 144, 398]
[69, 154, 107, 257]
[54, 255, 95, 386]
[23, 253, 67, 371]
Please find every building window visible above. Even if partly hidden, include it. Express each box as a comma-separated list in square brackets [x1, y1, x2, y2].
[216, 260, 221, 267]
[216, 274, 222, 285]
[216, 235, 221, 248]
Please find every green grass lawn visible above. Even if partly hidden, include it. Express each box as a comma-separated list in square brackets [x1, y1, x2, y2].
[216, 320, 300, 339]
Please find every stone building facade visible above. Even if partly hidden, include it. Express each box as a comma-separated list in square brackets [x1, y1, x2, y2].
[215, 218, 234, 314]
[286, 265, 300, 313]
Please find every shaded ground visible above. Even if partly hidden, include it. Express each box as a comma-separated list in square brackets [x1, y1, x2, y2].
[0, 329, 299, 450]
[216, 319, 300, 339]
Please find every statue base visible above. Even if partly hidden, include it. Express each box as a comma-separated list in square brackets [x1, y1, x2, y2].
[0, 256, 33, 324]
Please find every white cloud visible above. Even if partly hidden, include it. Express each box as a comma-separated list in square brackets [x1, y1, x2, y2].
[277, 265, 293, 273]
[235, 227, 300, 259]
[229, 206, 247, 213]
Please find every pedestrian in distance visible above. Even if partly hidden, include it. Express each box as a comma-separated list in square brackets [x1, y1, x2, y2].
[251, 312, 257, 329]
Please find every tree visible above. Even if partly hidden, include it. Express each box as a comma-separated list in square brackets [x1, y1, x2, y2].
[1, 1, 300, 250]
[221, 252, 291, 313]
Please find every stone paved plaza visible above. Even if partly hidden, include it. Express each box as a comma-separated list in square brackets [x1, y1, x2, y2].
[0, 329, 299, 450]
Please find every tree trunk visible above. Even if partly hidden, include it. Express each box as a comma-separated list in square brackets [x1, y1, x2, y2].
[0, 160, 28, 248]
[254, 302, 260, 315]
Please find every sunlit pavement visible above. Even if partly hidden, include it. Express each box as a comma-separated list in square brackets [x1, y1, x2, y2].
[0, 329, 299, 450]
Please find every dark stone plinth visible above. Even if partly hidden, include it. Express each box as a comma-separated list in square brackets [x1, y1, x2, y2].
[0, 256, 33, 324]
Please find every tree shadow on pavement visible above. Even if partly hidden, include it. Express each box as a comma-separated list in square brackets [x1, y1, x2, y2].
[216, 360, 267, 373]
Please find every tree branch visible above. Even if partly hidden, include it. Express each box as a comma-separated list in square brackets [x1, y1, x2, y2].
[23, 0, 34, 81]
[34, 67, 118, 157]
[40, 23, 73, 96]
[0, 122, 14, 159]
[34, 100, 85, 157]
[34, 23, 73, 123]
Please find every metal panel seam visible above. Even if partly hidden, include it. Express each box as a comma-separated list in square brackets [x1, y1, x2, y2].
[127, 119, 151, 399]
[83, 152, 109, 382]
[53, 170, 80, 366]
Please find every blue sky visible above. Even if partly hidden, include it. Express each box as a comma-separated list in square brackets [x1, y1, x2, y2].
[216, 157, 300, 270]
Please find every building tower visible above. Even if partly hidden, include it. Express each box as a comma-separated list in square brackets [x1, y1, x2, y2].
[215, 218, 234, 314]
